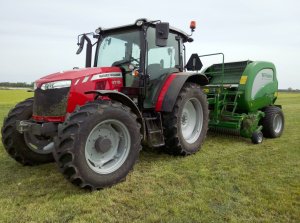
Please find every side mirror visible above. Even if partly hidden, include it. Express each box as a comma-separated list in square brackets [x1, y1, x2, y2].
[76, 35, 85, 55]
[156, 22, 169, 47]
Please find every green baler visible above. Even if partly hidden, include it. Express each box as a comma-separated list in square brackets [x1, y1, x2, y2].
[199, 54, 284, 143]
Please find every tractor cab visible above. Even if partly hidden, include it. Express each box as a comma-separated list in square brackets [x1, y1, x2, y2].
[78, 19, 196, 109]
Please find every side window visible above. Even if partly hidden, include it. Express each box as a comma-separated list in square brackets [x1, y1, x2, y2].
[146, 27, 180, 80]
[148, 47, 176, 68]
[131, 44, 140, 66]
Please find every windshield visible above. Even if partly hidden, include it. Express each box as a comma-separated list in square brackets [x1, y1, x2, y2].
[96, 30, 141, 67]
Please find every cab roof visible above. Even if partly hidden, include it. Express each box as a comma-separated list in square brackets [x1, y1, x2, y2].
[97, 19, 190, 42]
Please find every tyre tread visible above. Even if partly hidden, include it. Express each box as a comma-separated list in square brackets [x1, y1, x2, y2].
[1, 98, 53, 165]
[162, 82, 209, 156]
[54, 100, 142, 190]
[261, 106, 284, 138]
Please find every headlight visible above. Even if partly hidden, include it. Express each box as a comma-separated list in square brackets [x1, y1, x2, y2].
[41, 80, 71, 90]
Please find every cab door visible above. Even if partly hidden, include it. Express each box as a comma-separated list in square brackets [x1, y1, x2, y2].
[144, 27, 182, 108]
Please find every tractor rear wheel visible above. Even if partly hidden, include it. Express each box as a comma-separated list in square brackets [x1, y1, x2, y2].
[1, 98, 54, 165]
[261, 106, 284, 138]
[162, 83, 209, 155]
[54, 100, 141, 189]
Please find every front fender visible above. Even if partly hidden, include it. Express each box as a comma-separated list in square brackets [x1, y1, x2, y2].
[85, 90, 145, 139]
[155, 73, 208, 112]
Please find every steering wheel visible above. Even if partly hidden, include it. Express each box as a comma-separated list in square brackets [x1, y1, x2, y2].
[112, 57, 140, 66]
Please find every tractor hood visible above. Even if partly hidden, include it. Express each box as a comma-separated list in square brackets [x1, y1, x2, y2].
[35, 67, 122, 87]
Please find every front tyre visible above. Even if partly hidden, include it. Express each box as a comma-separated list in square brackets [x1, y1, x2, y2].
[54, 101, 141, 189]
[163, 83, 209, 155]
[1, 98, 54, 165]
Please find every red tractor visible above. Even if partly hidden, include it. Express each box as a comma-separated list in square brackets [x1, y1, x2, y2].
[1, 19, 209, 189]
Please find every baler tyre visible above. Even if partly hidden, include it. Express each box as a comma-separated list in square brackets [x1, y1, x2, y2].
[261, 106, 284, 138]
[1, 98, 54, 165]
[251, 131, 263, 144]
[54, 100, 141, 190]
[162, 82, 209, 155]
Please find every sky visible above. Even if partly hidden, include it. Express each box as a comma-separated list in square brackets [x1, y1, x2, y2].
[0, 0, 299, 89]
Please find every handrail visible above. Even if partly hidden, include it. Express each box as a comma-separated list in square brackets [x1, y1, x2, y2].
[198, 53, 225, 90]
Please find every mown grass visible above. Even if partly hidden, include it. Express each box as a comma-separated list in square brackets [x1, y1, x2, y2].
[0, 90, 299, 223]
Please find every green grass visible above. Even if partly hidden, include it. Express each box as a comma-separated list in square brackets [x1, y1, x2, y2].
[0, 90, 299, 223]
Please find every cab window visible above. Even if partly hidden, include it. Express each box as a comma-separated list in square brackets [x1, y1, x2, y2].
[146, 27, 180, 80]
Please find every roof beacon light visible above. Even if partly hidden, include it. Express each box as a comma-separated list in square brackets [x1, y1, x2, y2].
[190, 21, 196, 32]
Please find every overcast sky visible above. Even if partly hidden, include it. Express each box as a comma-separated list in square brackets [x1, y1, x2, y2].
[0, 0, 299, 89]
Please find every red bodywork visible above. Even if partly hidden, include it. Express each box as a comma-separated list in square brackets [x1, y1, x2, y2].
[33, 67, 123, 122]
[155, 74, 177, 111]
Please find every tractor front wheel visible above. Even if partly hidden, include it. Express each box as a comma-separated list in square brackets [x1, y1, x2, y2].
[1, 98, 54, 165]
[54, 101, 141, 189]
[163, 83, 209, 155]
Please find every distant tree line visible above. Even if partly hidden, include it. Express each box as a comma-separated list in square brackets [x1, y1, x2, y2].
[0, 82, 34, 88]
[278, 88, 300, 92]
[0, 82, 299, 92]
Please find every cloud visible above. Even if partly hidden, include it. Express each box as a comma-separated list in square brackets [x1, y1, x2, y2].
[0, 0, 299, 88]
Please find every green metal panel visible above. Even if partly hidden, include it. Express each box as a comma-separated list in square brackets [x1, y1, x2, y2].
[202, 56, 279, 140]
[237, 61, 278, 112]
[204, 60, 250, 85]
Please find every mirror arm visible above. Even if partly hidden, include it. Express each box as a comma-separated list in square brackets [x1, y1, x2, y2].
[84, 35, 93, 68]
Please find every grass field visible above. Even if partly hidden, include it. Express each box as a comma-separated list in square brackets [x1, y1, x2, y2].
[0, 90, 299, 223]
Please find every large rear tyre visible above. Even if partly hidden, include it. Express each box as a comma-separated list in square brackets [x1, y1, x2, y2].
[261, 106, 284, 138]
[162, 83, 209, 155]
[1, 98, 54, 165]
[54, 100, 141, 189]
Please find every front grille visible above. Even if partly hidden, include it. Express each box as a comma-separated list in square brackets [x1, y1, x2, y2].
[33, 87, 70, 117]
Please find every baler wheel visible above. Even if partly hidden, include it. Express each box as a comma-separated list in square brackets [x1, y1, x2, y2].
[251, 131, 263, 144]
[1, 98, 53, 165]
[162, 83, 209, 155]
[53, 100, 141, 189]
[261, 106, 284, 138]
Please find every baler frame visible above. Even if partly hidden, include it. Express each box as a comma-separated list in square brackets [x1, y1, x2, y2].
[199, 53, 268, 142]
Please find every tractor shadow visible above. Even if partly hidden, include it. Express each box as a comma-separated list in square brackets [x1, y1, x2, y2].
[206, 130, 251, 144]
[139, 145, 176, 162]
[0, 157, 87, 195]
[0, 133, 251, 194]
[0, 146, 174, 194]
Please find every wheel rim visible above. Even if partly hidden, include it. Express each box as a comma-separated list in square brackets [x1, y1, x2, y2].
[85, 119, 131, 174]
[24, 132, 53, 154]
[180, 98, 203, 144]
[257, 132, 263, 143]
[273, 114, 283, 134]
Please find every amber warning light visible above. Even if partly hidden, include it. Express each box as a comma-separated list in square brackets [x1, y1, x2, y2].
[190, 21, 196, 31]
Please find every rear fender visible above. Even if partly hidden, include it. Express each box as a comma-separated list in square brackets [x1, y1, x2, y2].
[85, 90, 145, 139]
[155, 73, 208, 112]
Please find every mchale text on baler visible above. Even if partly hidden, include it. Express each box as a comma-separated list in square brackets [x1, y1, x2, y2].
[1, 19, 284, 189]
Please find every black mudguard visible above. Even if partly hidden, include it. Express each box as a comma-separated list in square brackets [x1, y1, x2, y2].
[85, 90, 145, 139]
[156, 72, 208, 112]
